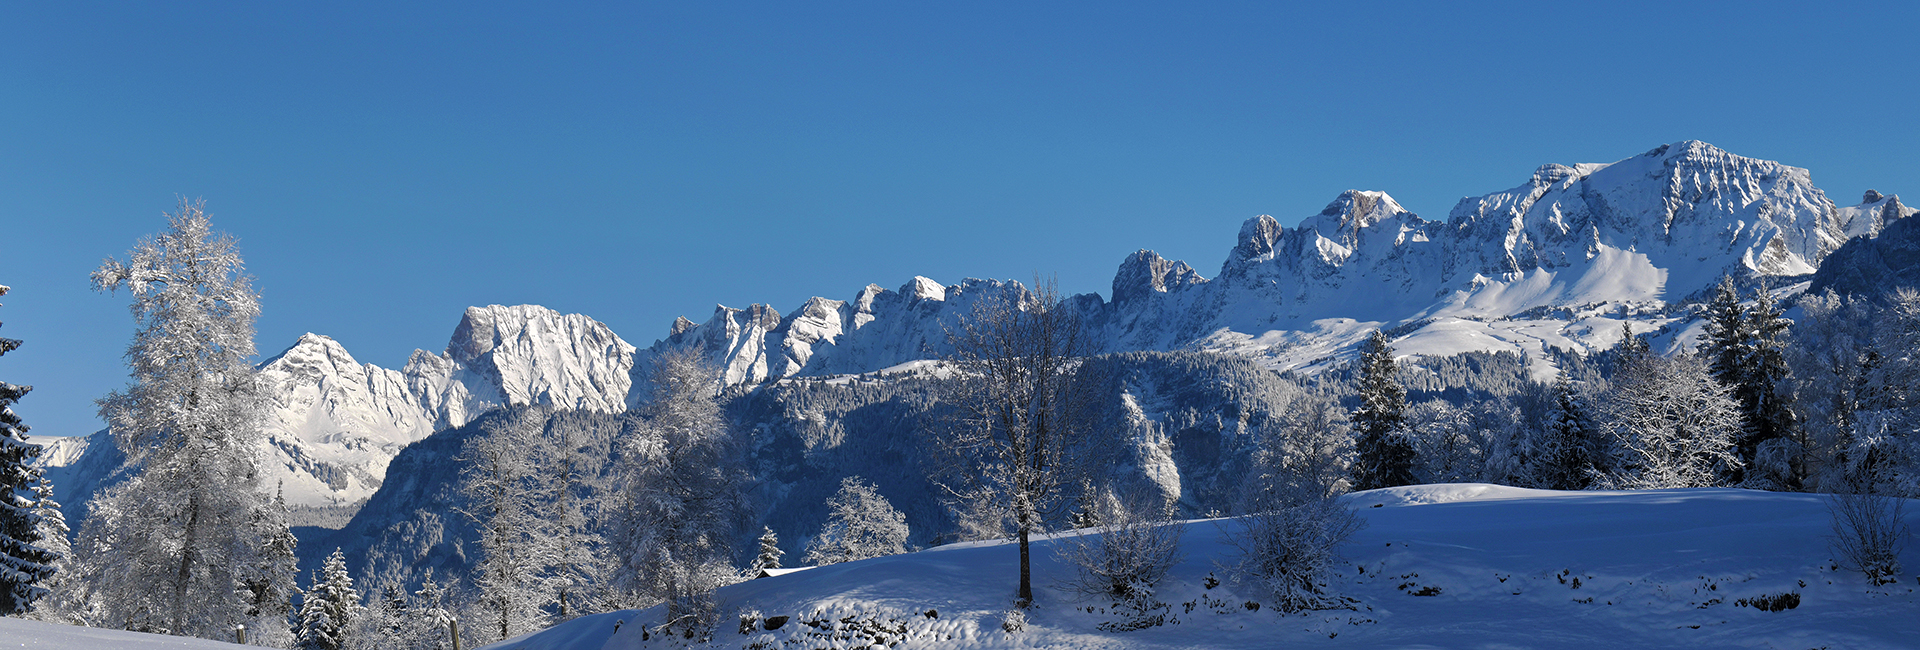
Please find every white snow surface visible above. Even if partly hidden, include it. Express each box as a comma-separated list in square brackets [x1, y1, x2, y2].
[478, 485, 1919, 650]
[0, 617, 248, 649]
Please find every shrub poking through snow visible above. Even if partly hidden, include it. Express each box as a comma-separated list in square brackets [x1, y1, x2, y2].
[1220, 497, 1366, 613]
[1055, 496, 1183, 631]
[1826, 491, 1910, 586]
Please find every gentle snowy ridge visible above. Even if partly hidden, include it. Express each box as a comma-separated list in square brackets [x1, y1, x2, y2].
[481, 485, 1919, 650]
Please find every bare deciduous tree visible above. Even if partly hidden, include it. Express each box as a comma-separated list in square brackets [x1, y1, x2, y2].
[936, 277, 1097, 608]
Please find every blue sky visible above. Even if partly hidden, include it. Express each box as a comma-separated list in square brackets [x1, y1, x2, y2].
[3, 1, 1916, 437]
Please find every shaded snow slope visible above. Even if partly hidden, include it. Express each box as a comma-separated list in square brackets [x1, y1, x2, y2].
[487, 485, 1919, 650]
[0, 617, 248, 649]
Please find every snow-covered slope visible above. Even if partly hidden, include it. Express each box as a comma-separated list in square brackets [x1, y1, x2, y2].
[488, 485, 1920, 650]
[0, 617, 249, 649]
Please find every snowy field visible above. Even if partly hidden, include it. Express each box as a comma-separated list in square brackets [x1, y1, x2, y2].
[0, 617, 247, 649]
[485, 485, 1918, 650]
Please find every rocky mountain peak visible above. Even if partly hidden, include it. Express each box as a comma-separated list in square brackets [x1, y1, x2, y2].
[1229, 214, 1283, 265]
[1112, 250, 1203, 305]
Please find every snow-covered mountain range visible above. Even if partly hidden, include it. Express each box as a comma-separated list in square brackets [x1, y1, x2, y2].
[35, 141, 1918, 520]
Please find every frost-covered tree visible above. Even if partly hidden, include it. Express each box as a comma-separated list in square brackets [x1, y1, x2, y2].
[399, 570, 454, 650]
[1787, 291, 1877, 492]
[458, 408, 553, 640]
[750, 527, 782, 573]
[1245, 391, 1352, 505]
[294, 548, 363, 650]
[1699, 276, 1798, 487]
[541, 413, 606, 622]
[77, 201, 290, 638]
[803, 476, 909, 565]
[1405, 399, 1485, 484]
[1600, 352, 1743, 489]
[1055, 496, 1182, 627]
[1351, 331, 1415, 491]
[1850, 287, 1920, 496]
[1, 284, 59, 617]
[936, 277, 1098, 608]
[241, 484, 299, 646]
[1537, 374, 1602, 491]
[610, 349, 750, 635]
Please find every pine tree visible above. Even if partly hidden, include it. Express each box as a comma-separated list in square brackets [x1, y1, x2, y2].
[401, 570, 454, 650]
[1, 284, 59, 616]
[1742, 287, 1798, 488]
[77, 201, 279, 637]
[803, 476, 909, 565]
[1538, 373, 1600, 490]
[1351, 331, 1416, 490]
[294, 549, 362, 650]
[750, 527, 783, 573]
[241, 483, 298, 645]
[1701, 275, 1749, 386]
[1699, 276, 1800, 488]
[1617, 322, 1650, 359]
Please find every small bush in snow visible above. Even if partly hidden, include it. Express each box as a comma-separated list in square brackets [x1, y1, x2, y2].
[998, 607, 1026, 634]
[1055, 498, 1183, 603]
[1219, 497, 1366, 613]
[1827, 491, 1911, 586]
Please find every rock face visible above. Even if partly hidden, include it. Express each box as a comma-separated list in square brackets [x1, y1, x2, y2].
[40, 141, 1913, 522]
[1807, 193, 1920, 299]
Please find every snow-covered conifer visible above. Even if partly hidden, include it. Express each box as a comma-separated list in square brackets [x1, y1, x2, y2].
[400, 570, 454, 650]
[241, 483, 298, 646]
[1351, 331, 1416, 490]
[610, 349, 750, 635]
[1617, 321, 1650, 358]
[294, 548, 362, 650]
[76, 201, 280, 637]
[1700, 276, 1799, 487]
[0, 283, 58, 617]
[1537, 374, 1602, 490]
[750, 527, 783, 573]
[803, 476, 909, 565]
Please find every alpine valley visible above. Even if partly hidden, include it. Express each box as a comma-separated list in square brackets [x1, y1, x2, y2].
[33, 140, 1920, 573]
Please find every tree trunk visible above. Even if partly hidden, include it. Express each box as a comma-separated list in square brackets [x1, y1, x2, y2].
[1016, 526, 1032, 608]
[174, 491, 200, 633]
